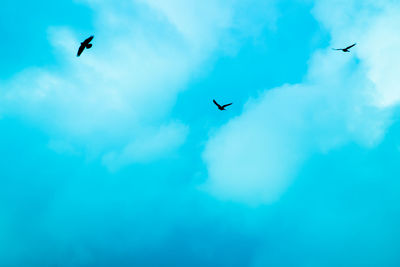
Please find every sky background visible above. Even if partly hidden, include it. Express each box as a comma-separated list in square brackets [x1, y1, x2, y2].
[1, 0, 400, 266]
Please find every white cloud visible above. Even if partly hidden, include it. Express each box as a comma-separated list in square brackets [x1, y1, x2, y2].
[103, 122, 189, 169]
[0, 0, 277, 168]
[313, 0, 400, 108]
[203, 0, 399, 204]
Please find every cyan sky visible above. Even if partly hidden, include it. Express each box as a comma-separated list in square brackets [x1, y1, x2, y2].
[1, 0, 400, 266]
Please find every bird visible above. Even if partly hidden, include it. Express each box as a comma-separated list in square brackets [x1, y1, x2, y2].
[213, 99, 232, 110]
[77, 35, 94, 57]
[332, 43, 356, 52]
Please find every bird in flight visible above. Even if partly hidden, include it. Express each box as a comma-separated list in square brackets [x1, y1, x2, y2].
[77, 35, 94, 57]
[332, 43, 356, 52]
[213, 99, 232, 111]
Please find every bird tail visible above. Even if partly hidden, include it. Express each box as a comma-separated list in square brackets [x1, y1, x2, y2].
[86, 44, 93, 49]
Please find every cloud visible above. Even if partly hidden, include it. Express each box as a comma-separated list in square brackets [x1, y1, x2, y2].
[0, 0, 276, 168]
[203, 0, 399, 204]
[103, 122, 189, 169]
[2, 1, 400, 266]
[313, 0, 400, 108]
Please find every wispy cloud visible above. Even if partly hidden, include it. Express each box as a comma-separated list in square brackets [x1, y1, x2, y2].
[0, 0, 276, 168]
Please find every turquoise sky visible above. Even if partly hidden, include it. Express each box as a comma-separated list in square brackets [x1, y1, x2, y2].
[1, 0, 400, 266]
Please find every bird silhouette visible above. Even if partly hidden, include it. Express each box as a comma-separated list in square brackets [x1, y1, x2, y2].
[332, 43, 356, 52]
[213, 99, 232, 110]
[77, 35, 94, 57]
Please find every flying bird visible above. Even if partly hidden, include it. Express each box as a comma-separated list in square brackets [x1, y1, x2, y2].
[332, 43, 356, 52]
[213, 99, 232, 111]
[77, 35, 94, 57]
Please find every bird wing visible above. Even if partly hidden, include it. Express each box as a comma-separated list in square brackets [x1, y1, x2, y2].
[84, 35, 94, 44]
[222, 103, 232, 108]
[77, 44, 85, 57]
[332, 48, 342, 51]
[213, 99, 222, 108]
[345, 43, 356, 50]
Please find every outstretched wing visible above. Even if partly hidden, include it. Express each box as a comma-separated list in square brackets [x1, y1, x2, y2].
[332, 48, 342, 51]
[77, 44, 85, 57]
[345, 43, 356, 50]
[222, 103, 232, 108]
[84, 35, 94, 44]
[213, 99, 222, 108]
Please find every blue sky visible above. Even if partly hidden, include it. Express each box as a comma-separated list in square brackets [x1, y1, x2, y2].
[1, 0, 400, 266]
